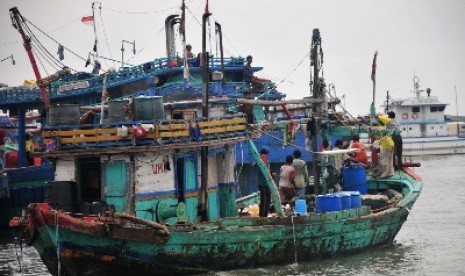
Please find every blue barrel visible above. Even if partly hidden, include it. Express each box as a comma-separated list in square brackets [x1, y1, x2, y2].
[342, 166, 368, 195]
[315, 194, 342, 213]
[337, 192, 352, 210]
[295, 199, 307, 215]
[348, 191, 362, 208]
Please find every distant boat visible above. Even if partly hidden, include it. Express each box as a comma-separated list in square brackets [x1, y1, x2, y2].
[385, 76, 465, 156]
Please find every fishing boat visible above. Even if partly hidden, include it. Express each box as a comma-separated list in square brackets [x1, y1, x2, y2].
[8, 97, 423, 275]
[384, 76, 465, 156]
[8, 83, 424, 275]
[9, 5, 423, 275]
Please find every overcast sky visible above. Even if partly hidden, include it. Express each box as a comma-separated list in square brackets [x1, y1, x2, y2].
[1, 0, 464, 116]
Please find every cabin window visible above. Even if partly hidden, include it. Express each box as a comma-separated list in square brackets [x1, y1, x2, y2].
[430, 106, 438, 112]
[438, 106, 445, 111]
[172, 109, 197, 120]
[402, 127, 407, 131]
[412, 106, 420, 113]
[408, 127, 412, 130]
[431, 126, 434, 130]
[461, 126, 465, 130]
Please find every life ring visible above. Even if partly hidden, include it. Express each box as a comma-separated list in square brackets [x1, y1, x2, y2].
[412, 113, 419, 120]
[401, 113, 408, 119]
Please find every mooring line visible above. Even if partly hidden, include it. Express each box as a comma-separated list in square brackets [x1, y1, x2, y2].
[55, 211, 61, 276]
[291, 215, 298, 264]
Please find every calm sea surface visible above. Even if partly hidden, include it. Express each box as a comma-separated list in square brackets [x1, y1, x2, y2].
[1, 154, 464, 276]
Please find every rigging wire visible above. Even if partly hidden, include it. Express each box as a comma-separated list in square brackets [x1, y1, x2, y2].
[30, 42, 60, 72]
[26, 27, 63, 70]
[275, 52, 311, 88]
[30, 46, 50, 76]
[101, 5, 179, 15]
[125, 25, 165, 64]
[48, 18, 81, 33]
[24, 22, 74, 73]
[97, 5, 115, 68]
[23, 16, 88, 62]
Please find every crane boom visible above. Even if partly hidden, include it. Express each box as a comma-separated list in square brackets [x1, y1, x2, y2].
[9, 7, 50, 108]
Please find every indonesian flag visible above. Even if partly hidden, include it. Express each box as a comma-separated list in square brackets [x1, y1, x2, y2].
[81, 15, 94, 26]
[371, 50, 378, 82]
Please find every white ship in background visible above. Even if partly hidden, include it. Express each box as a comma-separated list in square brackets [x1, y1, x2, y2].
[385, 76, 465, 156]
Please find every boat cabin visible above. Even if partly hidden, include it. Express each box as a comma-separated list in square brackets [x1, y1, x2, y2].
[387, 79, 450, 138]
[41, 98, 248, 224]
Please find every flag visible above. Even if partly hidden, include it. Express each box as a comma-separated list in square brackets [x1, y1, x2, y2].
[371, 50, 378, 82]
[205, 0, 209, 13]
[81, 15, 94, 26]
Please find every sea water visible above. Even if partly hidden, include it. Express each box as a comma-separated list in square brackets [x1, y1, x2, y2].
[1, 155, 464, 276]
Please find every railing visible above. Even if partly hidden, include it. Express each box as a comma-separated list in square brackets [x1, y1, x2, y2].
[0, 57, 248, 106]
[42, 115, 247, 151]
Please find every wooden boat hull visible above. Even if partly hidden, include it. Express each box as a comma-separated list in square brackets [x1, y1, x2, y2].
[17, 169, 421, 276]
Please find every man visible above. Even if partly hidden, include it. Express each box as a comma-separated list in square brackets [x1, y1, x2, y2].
[348, 135, 367, 164]
[292, 150, 309, 199]
[257, 146, 272, 217]
[279, 155, 296, 204]
[243, 55, 270, 93]
[387, 111, 403, 169]
[185, 44, 194, 58]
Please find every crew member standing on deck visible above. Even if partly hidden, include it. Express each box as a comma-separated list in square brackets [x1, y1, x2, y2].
[292, 150, 309, 199]
[279, 155, 296, 204]
[387, 111, 403, 169]
[258, 146, 272, 217]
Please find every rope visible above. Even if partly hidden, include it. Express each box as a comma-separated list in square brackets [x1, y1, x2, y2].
[291, 215, 298, 263]
[31, 46, 50, 76]
[13, 229, 24, 276]
[55, 210, 61, 276]
[102, 4, 180, 15]
[97, 5, 115, 68]
[275, 52, 311, 88]
[24, 22, 64, 71]
[24, 16, 87, 62]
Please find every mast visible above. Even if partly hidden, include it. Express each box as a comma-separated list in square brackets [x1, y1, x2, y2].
[370, 50, 378, 116]
[214, 22, 224, 73]
[385, 90, 390, 113]
[180, 0, 189, 87]
[9, 7, 50, 108]
[310, 28, 322, 195]
[199, 5, 212, 220]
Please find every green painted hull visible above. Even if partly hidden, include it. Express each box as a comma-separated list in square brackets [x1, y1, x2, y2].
[24, 170, 421, 276]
